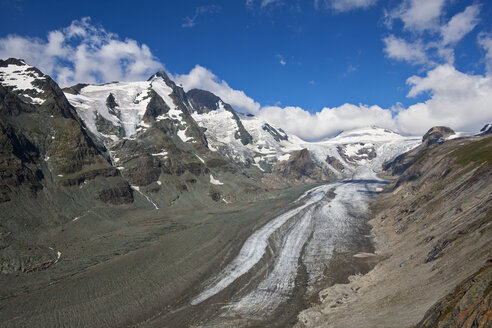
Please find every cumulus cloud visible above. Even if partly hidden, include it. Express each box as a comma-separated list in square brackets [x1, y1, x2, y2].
[173, 65, 261, 115]
[259, 65, 492, 139]
[395, 65, 492, 134]
[383, 35, 428, 65]
[173, 61, 491, 139]
[0, 17, 163, 86]
[384, 3, 481, 67]
[441, 5, 481, 46]
[387, 0, 446, 32]
[259, 104, 396, 140]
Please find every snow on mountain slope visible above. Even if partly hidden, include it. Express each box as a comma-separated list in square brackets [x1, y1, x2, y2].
[191, 101, 238, 149]
[0, 59, 47, 104]
[63, 70, 420, 179]
[191, 104, 421, 176]
[65, 74, 193, 142]
[65, 81, 152, 138]
[299, 127, 421, 175]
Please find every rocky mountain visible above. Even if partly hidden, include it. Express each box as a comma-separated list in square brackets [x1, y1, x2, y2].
[0, 58, 138, 273]
[4, 58, 488, 328]
[0, 58, 424, 277]
[63, 64, 421, 190]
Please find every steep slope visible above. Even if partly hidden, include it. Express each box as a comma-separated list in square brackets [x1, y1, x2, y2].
[297, 130, 492, 328]
[0, 58, 135, 274]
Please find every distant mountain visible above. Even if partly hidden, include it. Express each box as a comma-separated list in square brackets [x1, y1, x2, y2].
[64, 70, 422, 186]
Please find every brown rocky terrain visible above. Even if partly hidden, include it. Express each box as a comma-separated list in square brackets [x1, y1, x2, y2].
[296, 130, 492, 328]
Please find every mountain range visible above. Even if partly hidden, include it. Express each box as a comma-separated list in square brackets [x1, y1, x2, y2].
[0, 58, 490, 327]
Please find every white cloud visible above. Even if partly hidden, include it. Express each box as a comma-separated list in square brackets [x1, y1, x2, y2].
[0, 17, 163, 86]
[383, 3, 482, 67]
[173, 65, 261, 115]
[395, 65, 492, 134]
[259, 104, 396, 140]
[174, 63, 491, 139]
[314, 0, 377, 12]
[441, 5, 480, 45]
[383, 35, 428, 65]
[388, 0, 446, 32]
[478, 33, 492, 73]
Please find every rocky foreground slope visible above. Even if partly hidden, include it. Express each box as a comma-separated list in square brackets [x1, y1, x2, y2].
[297, 128, 492, 327]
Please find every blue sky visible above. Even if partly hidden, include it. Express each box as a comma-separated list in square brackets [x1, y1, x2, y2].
[1, 0, 492, 138]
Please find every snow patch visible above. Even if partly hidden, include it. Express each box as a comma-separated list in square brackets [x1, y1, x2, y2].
[0, 62, 46, 104]
[195, 154, 205, 163]
[277, 153, 290, 161]
[210, 175, 223, 185]
[151, 149, 168, 157]
[177, 127, 193, 142]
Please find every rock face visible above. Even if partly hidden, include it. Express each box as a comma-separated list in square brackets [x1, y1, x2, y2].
[296, 131, 492, 328]
[271, 148, 328, 183]
[421, 126, 455, 145]
[479, 123, 492, 135]
[0, 58, 135, 274]
[262, 123, 288, 142]
[415, 260, 492, 328]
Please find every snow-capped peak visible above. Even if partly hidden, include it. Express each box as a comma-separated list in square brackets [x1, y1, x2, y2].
[64, 73, 188, 141]
[0, 58, 46, 104]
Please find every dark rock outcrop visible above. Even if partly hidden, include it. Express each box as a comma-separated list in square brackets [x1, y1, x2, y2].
[272, 148, 327, 183]
[422, 126, 455, 145]
[479, 123, 492, 135]
[326, 155, 345, 172]
[262, 123, 288, 142]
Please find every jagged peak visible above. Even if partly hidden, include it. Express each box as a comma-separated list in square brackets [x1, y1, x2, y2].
[148, 70, 172, 82]
[0, 57, 28, 67]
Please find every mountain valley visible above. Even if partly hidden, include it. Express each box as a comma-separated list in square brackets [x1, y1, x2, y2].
[0, 58, 490, 327]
